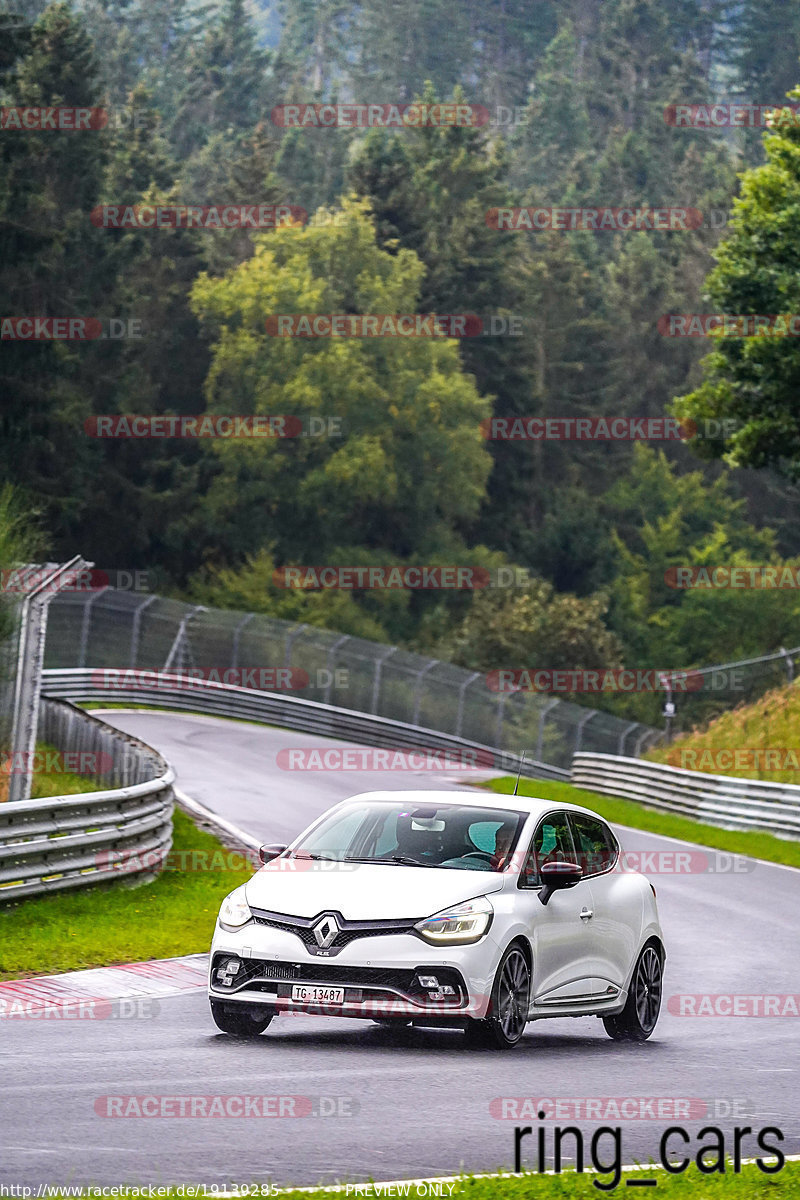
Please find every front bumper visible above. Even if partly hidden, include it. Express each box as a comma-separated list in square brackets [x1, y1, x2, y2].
[208, 919, 498, 1020]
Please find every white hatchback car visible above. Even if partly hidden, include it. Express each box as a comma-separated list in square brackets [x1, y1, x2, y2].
[209, 790, 665, 1048]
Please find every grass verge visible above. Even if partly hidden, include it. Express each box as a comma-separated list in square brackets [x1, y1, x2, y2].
[482, 776, 800, 869]
[27, 1161, 800, 1198]
[0, 808, 251, 980]
[1, 740, 102, 803]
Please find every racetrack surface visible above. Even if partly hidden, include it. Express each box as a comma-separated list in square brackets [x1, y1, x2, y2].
[3, 710, 799, 1188]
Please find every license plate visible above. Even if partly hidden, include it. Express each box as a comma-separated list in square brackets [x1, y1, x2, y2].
[291, 985, 345, 1004]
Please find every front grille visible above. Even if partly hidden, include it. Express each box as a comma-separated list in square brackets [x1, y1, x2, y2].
[211, 954, 466, 1007]
[250, 907, 417, 956]
[253, 963, 417, 989]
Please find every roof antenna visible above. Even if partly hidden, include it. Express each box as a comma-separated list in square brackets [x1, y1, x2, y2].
[513, 750, 526, 797]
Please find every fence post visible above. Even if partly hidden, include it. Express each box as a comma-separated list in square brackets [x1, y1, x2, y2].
[494, 691, 509, 748]
[573, 709, 598, 756]
[617, 720, 640, 757]
[231, 612, 255, 671]
[635, 726, 656, 756]
[283, 623, 308, 671]
[78, 586, 108, 668]
[455, 671, 480, 738]
[325, 634, 351, 703]
[129, 594, 157, 668]
[371, 646, 397, 714]
[780, 646, 795, 684]
[163, 605, 207, 673]
[412, 660, 437, 727]
[535, 698, 560, 762]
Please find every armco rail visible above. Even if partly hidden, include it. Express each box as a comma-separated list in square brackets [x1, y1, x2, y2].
[41, 667, 570, 782]
[572, 752, 800, 837]
[1, 699, 174, 903]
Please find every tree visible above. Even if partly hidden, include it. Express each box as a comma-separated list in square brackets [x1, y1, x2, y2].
[604, 444, 794, 665]
[434, 575, 624, 675]
[169, 0, 272, 161]
[348, 85, 535, 577]
[188, 546, 390, 638]
[728, 0, 800, 110]
[189, 196, 494, 570]
[350, 0, 472, 102]
[273, 0, 351, 94]
[0, 4, 110, 554]
[674, 91, 800, 479]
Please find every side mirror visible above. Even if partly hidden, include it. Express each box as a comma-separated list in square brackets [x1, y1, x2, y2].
[259, 843, 287, 864]
[539, 861, 582, 906]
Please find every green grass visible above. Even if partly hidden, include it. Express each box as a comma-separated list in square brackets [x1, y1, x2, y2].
[444, 1163, 799, 1199]
[30, 741, 107, 799]
[28, 1162, 800, 1198]
[482, 777, 800, 869]
[0, 740, 102, 803]
[0, 808, 251, 980]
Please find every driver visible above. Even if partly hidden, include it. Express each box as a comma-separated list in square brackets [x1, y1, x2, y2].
[490, 824, 516, 869]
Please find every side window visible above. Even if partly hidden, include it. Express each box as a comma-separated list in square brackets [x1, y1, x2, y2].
[569, 813, 618, 877]
[520, 811, 577, 888]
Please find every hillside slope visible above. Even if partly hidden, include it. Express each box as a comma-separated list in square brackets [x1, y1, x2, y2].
[647, 679, 800, 783]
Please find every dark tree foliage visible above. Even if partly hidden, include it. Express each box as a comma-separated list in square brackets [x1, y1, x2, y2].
[4, 0, 800, 679]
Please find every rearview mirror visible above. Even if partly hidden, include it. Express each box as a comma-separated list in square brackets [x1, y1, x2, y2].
[259, 843, 287, 864]
[539, 861, 582, 906]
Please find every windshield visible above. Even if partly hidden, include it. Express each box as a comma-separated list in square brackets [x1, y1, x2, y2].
[291, 801, 528, 871]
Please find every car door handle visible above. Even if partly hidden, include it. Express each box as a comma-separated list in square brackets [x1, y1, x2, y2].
[579, 907, 593, 920]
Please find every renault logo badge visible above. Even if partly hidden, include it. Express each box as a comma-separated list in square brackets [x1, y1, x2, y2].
[312, 913, 339, 949]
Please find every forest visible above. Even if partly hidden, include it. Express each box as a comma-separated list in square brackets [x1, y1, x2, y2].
[3, 0, 800, 724]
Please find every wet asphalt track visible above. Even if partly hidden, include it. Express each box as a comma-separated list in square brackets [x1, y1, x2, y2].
[3, 711, 799, 1188]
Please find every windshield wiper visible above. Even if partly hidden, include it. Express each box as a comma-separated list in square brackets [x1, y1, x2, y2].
[344, 855, 436, 868]
[289, 851, 339, 861]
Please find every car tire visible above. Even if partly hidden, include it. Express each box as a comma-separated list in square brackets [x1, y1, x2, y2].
[464, 944, 531, 1050]
[210, 999, 274, 1037]
[602, 944, 663, 1042]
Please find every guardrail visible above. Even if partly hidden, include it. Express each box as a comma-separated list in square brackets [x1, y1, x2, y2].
[1, 698, 174, 903]
[572, 752, 800, 837]
[41, 667, 570, 782]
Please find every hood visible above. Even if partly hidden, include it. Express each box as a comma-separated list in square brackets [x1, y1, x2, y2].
[244, 861, 505, 921]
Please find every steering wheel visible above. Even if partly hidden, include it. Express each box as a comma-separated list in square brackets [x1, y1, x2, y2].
[463, 851, 494, 863]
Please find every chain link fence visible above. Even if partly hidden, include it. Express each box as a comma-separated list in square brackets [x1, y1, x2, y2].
[43, 589, 662, 773]
[670, 646, 800, 734]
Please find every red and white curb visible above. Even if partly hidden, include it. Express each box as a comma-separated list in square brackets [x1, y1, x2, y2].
[0, 952, 208, 1016]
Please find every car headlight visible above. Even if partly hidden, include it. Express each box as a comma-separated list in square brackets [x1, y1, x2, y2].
[414, 896, 493, 945]
[218, 885, 252, 930]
